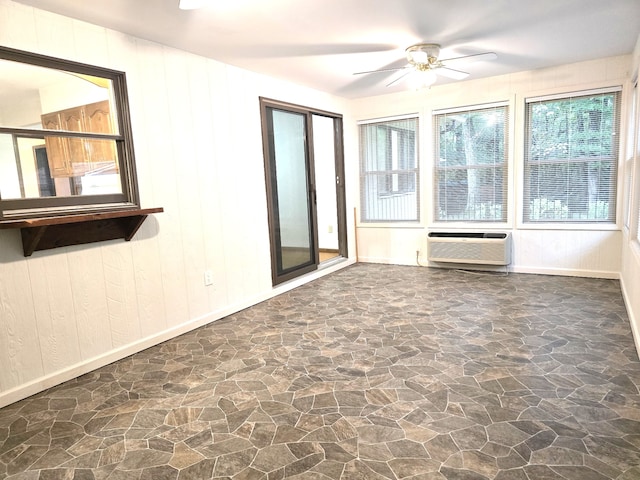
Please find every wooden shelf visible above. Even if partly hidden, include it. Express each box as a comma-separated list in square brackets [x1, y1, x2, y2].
[0, 207, 163, 256]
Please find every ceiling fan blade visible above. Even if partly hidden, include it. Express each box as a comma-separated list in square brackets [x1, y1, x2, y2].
[436, 67, 469, 80]
[228, 43, 398, 59]
[440, 52, 497, 64]
[386, 71, 412, 87]
[353, 65, 410, 76]
[179, 0, 209, 9]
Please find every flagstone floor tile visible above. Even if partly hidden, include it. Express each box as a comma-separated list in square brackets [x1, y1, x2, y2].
[1, 264, 639, 479]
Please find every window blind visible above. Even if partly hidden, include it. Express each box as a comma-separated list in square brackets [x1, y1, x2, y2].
[524, 89, 621, 223]
[359, 117, 419, 222]
[433, 103, 508, 222]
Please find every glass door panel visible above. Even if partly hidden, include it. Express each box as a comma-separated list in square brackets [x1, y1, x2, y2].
[272, 109, 314, 272]
[263, 104, 317, 284]
[312, 114, 340, 263]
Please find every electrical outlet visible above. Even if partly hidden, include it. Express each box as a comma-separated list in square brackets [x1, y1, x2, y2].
[328, 225, 333, 233]
[204, 270, 213, 286]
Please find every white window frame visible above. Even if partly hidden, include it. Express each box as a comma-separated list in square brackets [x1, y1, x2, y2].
[633, 79, 640, 247]
[520, 86, 623, 230]
[624, 82, 637, 232]
[432, 101, 510, 225]
[358, 114, 420, 225]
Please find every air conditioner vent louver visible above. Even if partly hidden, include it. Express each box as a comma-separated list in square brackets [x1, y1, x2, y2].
[427, 232, 512, 265]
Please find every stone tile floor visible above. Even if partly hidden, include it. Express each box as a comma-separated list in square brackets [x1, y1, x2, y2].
[1, 263, 640, 480]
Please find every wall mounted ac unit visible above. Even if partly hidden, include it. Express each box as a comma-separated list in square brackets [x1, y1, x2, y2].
[427, 232, 512, 265]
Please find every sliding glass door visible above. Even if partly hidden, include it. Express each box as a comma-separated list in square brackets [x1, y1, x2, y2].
[260, 98, 346, 285]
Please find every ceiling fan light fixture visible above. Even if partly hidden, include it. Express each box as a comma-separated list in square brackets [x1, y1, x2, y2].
[411, 69, 437, 90]
[408, 50, 428, 64]
[406, 43, 441, 66]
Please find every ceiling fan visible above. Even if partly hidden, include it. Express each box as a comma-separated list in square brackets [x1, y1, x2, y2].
[354, 43, 497, 89]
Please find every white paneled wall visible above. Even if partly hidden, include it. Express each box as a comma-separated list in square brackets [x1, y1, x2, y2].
[511, 230, 621, 278]
[622, 239, 640, 355]
[0, 0, 355, 407]
[620, 34, 640, 356]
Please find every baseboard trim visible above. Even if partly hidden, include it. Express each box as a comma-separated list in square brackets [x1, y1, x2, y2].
[359, 256, 620, 279]
[0, 258, 355, 408]
[620, 276, 640, 359]
[508, 265, 620, 279]
[357, 255, 417, 267]
[0, 309, 226, 408]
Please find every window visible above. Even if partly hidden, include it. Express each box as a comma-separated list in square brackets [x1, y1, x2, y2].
[524, 88, 621, 223]
[0, 46, 138, 220]
[624, 83, 636, 230]
[359, 117, 419, 222]
[433, 103, 508, 222]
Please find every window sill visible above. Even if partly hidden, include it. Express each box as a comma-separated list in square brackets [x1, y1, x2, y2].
[357, 223, 424, 230]
[0, 207, 163, 256]
[515, 222, 620, 231]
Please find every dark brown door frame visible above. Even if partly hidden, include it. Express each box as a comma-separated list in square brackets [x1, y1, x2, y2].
[259, 97, 347, 286]
[332, 116, 348, 262]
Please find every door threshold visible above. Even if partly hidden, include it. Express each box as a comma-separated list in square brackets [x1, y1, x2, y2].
[319, 255, 346, 269]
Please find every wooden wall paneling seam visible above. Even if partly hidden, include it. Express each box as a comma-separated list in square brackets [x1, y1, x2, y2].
[28, 252, 82, 375]
[127, 39, 168, 338]
[220, 67, 249, 304]
[205, 60, 232, 311]
[190, 55, 218, 314]
[67, 246, 113, 360]
[189, 58, 216, 316]
[102, 241, 142, 347]
[71, 17, 109, 67]
[130, 39, 158, 207]
[0, 250, 44, 391]
[145, 46, 189, 328]
[223, 67, 270, 300]
[133, 39, 171, 336]
[237, 74, 271, 292]
[166, 50, 208, 321]
[0, 1, 37, 52]
[34, 7, 74, 60]
[130, 222, 166, 338]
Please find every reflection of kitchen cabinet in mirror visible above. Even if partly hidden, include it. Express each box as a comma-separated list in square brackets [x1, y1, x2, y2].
[41, 100, 118, 178]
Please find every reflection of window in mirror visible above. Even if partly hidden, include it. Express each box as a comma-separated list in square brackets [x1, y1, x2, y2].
[0, 46, 139, 220]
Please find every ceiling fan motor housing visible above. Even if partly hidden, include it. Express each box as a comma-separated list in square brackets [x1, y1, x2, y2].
[406, 43, 441, 68]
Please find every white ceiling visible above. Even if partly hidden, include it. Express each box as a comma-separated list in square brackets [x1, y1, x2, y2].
[12, 0, 640, 99]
